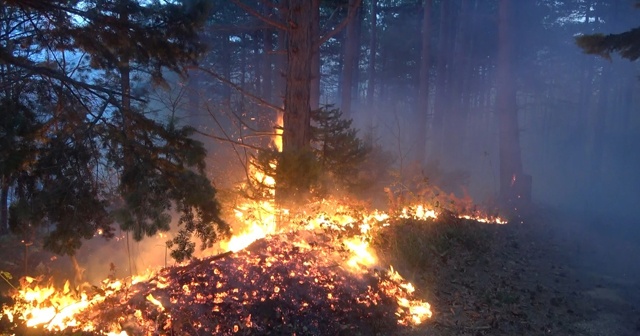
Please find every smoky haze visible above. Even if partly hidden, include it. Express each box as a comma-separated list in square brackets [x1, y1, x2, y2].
[196, 1, 640, 278]
[47, 0, 640, 286]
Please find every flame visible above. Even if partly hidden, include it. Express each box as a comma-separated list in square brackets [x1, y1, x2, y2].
[145, 293, 164, 311]
[1, 191, 505, 333]
[221, 201, 278, 252]
[343, 237, 377, 270]
[1, 277, 129, 333]
[273, 111, 283, 152]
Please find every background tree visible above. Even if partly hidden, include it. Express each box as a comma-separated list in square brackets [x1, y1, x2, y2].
[496, 0, 524, 203]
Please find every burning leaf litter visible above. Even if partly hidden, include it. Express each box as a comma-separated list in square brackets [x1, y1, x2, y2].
[0, 200, 504, 335]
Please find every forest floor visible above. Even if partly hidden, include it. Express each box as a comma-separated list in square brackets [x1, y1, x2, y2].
[0, 206, 639, 335]
[399, 207, 640, 336]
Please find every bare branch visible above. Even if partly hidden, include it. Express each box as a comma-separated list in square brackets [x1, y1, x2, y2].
[230, 0, 287, 31]
[192, 66, 284, 114]
[316, 0, 362, 47]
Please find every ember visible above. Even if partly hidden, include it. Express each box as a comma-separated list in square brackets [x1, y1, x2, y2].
[79, 230, 431, 335]
[0, 198, 506, 335]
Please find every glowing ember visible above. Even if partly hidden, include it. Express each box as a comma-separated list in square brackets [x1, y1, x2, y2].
[1, 195, 505, 334]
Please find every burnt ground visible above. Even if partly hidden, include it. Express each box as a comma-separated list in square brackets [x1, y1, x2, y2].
[393, 207, 640, 336]
[1, 205, 639, 335]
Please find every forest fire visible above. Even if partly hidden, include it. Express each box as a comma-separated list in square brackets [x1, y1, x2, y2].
[0, 197, 504, 335]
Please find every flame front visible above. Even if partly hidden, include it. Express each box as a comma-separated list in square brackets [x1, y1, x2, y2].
[1, 194, 506, 333]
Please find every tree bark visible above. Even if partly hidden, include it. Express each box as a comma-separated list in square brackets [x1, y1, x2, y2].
[497, 0, 524, 203]
[416, 0, 432, 164]
[275, 0, 314, 205]
[283, 0, 313, 152]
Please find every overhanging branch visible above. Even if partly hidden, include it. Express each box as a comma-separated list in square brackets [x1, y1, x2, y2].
[316, 0, 362, 47]
[230, 0, 287, 31]
[192, 66, 285, 114]
[0, 47, 143, 101]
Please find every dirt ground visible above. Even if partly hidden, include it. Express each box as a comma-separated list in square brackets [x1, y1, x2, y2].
[403, 208, 640, 336]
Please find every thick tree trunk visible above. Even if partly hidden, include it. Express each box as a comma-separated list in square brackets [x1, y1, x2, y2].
[340, 0, 360, 119]
[277, 0, 314, 204]
[416, 0, 432, 164]
[497, 0, 525, 203]
[283, 0, 312, 152]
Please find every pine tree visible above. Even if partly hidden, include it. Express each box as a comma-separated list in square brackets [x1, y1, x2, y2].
[1, 0, 229, 263]
[311, 106, 369, 193]
[576, 27, 640, 61]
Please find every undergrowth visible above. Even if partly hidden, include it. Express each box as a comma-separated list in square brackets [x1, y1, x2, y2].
[372, 216, 494, 275]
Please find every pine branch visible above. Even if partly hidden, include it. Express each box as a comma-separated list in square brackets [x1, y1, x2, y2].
[0, 46, 143, 101]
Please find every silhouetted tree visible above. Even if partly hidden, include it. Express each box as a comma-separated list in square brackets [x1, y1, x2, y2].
[1, 0, 229, 263]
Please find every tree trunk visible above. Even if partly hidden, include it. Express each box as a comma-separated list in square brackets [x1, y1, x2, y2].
[239, 34, 247, 113]
[416, 0, 432, 164]
[0, 174, 8, 235]
[283, 0, 312, 152]
[576, 0, 593, 188]
[365, 0, 377, 128]
[351, 4, 363, 112]
[260, 12, 275, 144]
[222, 32, 232, 107]
[186, 69, 201, 127]
[497, 0, 524, 203]
[340, 0, 360, 119]
[429, 0, 451, 163]
[590, 63, 610, 202]
[277, 0, 314, 205]
[447, 0, 470, 169]
[310, 0, 320, 111]
[275, 4, 288, 106]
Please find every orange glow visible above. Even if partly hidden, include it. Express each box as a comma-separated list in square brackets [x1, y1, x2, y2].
[273, 111, 283, 152]
[343, 237, 377, 270]
[2, 191, 505, 333]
